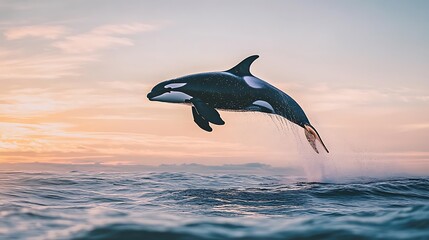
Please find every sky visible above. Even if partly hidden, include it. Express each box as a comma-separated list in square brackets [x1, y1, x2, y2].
[0, 0, 428, 173]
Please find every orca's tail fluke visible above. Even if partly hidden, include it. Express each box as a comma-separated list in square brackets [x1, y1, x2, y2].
[304, 124, 329, 154]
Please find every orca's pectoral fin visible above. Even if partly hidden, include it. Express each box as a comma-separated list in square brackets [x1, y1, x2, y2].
[192, 106, 212, 132]
[190, 98, 225, 125]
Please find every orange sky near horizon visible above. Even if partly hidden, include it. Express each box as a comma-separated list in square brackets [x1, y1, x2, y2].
[0, 1, 428, 174]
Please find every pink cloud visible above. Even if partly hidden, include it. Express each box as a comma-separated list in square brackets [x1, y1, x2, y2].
[0, 53, 95, 79]
[91, 23, 155, 35]
[53, 23, 157, 53]
[53, 34, 133, 53]
[4, 25, 67, 40]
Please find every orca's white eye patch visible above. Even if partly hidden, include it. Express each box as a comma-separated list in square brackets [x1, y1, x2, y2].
[164, 83, 187, 89]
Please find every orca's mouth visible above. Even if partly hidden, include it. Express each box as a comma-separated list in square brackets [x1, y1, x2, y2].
[147, 90, 170, 101]
[147, 91, 157, 100]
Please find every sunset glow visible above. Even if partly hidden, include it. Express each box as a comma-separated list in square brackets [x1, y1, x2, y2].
[1, 1, 428, 173]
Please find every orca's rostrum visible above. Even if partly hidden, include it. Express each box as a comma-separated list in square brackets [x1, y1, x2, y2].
[147, 55, 329, 153]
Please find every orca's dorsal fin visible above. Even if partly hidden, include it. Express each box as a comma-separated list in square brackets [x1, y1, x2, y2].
[226, 55, 259, 76]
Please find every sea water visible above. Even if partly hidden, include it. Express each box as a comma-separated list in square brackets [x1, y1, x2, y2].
[0, 165, 428, 240]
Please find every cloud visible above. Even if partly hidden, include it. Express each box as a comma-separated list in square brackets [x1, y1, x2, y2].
[307, 87, 389, 112]
[400, 123, 429, 131]
[0, 48, 17, 57]
[53, 34, 133, 54]
[53, 23, 156, 53]
[92, 23, 155, 35]
[0, 80, 176, 120]
[99, 81, 149, 91]
[1, 23, 158, 79]
[4, 25, 67, 40]
[0, 85, 144, 117]
[282, 83, 429, 112]
[0, 121, 257, 164]
[0, 53, 95, 79]
[0, 88, 80, 116]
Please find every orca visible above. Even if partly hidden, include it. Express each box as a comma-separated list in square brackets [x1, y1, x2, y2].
[147, 55, 329, 153]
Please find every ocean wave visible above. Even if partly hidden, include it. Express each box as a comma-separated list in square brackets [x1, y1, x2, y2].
[1, 171, 429, 239]
[70, 211, 429, 240]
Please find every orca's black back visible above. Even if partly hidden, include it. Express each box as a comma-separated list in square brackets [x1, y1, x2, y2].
[176, 72, 310, 127]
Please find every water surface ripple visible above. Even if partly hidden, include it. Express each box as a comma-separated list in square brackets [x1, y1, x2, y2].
[1, 171, 428, 239]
